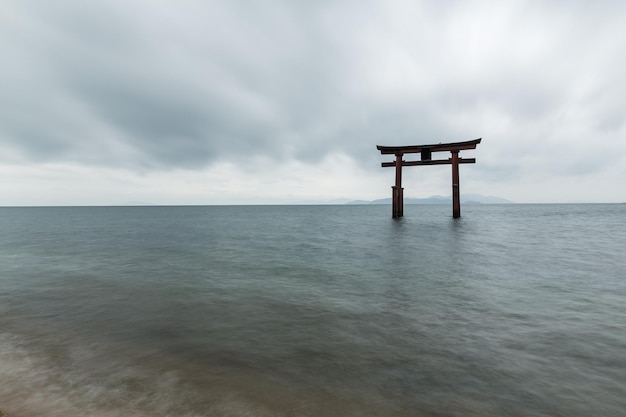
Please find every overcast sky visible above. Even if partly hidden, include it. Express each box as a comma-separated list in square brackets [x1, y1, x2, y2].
[1, 0, 625, 205]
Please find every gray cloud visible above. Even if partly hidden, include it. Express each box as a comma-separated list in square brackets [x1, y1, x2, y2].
[1, 0, 626, 193]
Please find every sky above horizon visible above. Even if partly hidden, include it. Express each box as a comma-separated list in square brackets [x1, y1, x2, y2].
[2, 0, 625, 205]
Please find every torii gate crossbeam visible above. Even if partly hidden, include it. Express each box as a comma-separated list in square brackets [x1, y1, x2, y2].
[377, 138, 481, 219]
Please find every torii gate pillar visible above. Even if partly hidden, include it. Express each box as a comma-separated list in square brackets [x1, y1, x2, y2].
[392, 153, 404, 218]
[451, 150, 461, 218]
[377, 138, 481, 219]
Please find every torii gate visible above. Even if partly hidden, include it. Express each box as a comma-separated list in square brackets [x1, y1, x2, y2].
[377, 138, 481, 219]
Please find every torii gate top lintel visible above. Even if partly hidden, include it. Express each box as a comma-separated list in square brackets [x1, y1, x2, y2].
[376, 138, 481, 155]
[376, 138, 481, 219]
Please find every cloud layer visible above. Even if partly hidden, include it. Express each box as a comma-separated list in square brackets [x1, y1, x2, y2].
[1, 0, 625, 203]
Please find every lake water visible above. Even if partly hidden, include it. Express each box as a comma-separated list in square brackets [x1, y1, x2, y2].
[1, 204, 625, 416]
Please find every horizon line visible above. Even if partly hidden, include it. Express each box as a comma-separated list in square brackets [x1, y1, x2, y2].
[1, 202, 625, 208]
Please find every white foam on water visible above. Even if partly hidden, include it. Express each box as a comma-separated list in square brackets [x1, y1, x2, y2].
[0, 332, 396, 417]
[1, 332, 197, 416]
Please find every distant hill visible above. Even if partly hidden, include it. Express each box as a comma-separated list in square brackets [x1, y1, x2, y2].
[347, 194, 513, 205]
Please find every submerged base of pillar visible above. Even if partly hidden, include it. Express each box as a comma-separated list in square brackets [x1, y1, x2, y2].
[392, 186, 404, 218]
[452, 184, 460, 218]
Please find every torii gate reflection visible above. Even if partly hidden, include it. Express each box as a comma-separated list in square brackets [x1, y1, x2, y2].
[376, 138, 481, 219]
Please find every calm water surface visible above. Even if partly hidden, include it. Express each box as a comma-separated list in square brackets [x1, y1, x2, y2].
[1, 204, 625, 416]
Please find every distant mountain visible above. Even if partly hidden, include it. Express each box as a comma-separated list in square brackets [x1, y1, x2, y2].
[347, 194, 513, 205]
[461, 194, 515, 204]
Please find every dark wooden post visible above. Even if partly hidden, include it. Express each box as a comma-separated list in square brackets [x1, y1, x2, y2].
[392, 153, 404, 218]
[451, 150, 460, 218]
[392, 186, 403, 218]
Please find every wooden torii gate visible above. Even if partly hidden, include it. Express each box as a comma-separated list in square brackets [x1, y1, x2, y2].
[377, 138, 481, 219]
